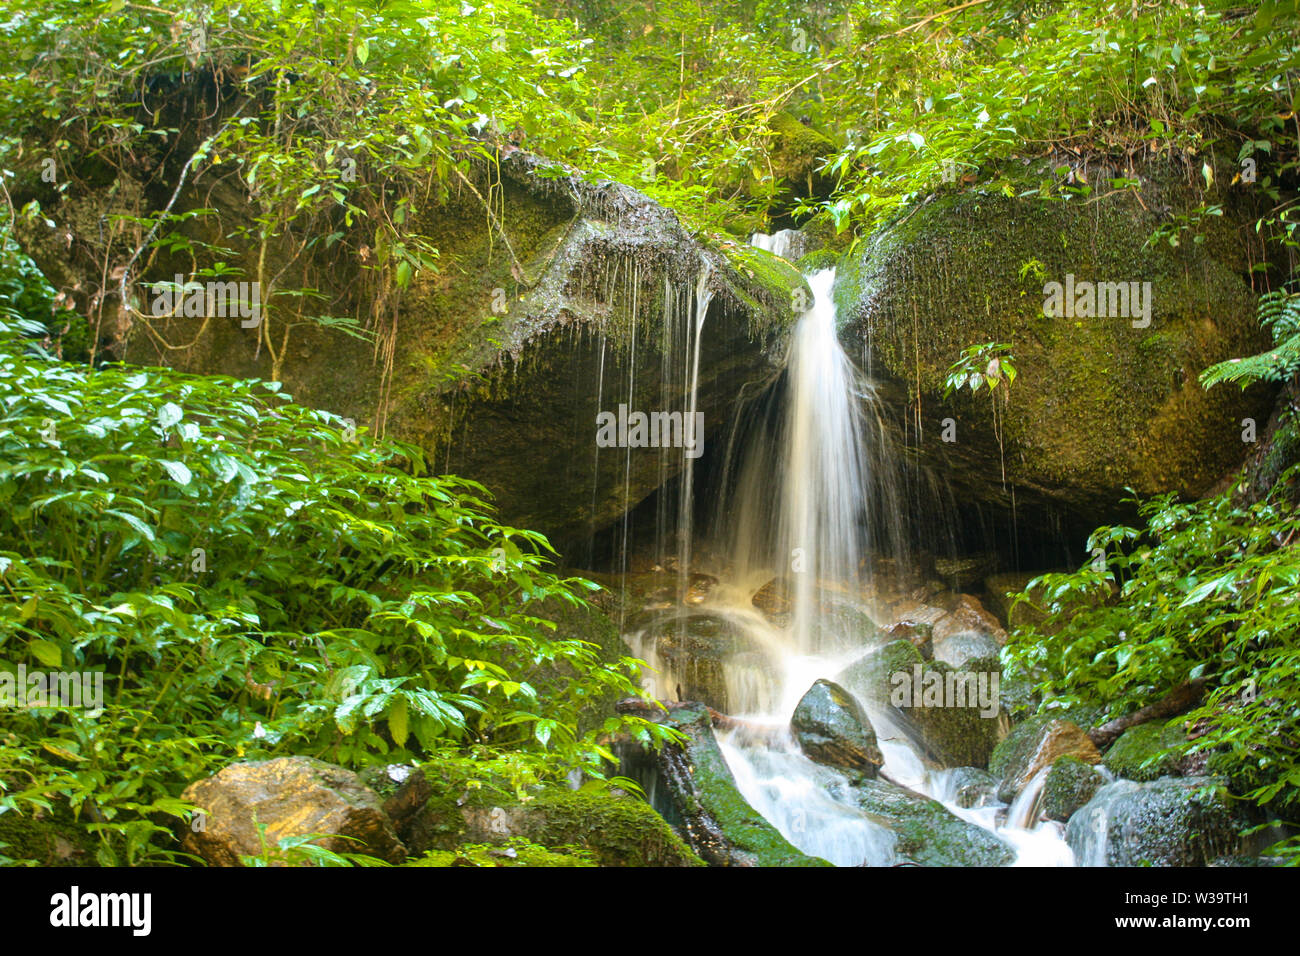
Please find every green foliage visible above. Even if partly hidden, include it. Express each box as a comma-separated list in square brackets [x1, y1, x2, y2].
[239, 825, 392, 867]
[1004, 471, 1300, 859]
[0, 316, 674, 865]
[942, 342, 1017, 398]
[1201, 290, 1300, 390]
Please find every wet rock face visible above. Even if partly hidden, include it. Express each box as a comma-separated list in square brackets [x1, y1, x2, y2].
[22, 142, 806, 555]
[625, 610, 779, 712]
[180, 756, 407, 866]
[989, 717, 1101, 804]
[1066, 776, 1244, 867]
[941, 766, 1000, 809]
[616, 700, 833, 867]
[791, 679, 884, 780]
[836, 639, 1005, 768]
[1042, 755, 1105, 823]
[834, 162, 1277, 527]
[849, 778, 1015, 867]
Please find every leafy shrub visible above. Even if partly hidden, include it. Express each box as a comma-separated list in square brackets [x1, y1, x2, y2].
[0, 316, 672, 865]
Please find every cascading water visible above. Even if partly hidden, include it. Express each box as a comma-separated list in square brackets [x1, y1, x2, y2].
[627, 232, 1076, 866]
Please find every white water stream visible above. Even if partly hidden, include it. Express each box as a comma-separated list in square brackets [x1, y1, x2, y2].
[630, 232, 1076, 866]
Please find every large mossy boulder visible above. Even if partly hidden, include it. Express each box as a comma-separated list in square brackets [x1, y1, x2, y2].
[849, 778, 1015, 867]
[839, 640, 1005, 768]
[791, 679, 884, 780]
[392, 764, 700, 867]
[1066, 776, 1244, 867]
[180, 756, 407, 866]
[834, 160, 1276, 524]
[1103, 720, 1189, 782]
[16, 143, 806, 555]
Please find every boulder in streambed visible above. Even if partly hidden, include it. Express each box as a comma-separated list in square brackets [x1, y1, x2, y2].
[791, 679, 883, 780]
[935, 766, 1000, 810]
[836, 640, 1006, 768]
[989, 716, 1101, 804]
[1041, 755, 1106, 823]
[1066, 776, 1244, 867]
[615, 699, 833, 866]
[849, 778, 1015, 867]
[180, 756, 407, 866]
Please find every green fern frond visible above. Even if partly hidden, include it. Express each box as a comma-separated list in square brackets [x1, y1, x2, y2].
[1200, 291, 1300, 390]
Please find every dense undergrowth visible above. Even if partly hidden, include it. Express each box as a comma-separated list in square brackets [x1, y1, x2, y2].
[1006, 469, 1300, 863]
[0, 306, 672, 866]
[0, 0, 1298, 868]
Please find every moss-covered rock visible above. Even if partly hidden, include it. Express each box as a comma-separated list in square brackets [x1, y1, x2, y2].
[839, 642, 1004, 768]
[1066, 776, 1244, 867]
[0, 809, 97, 866]
[404, 841, 597, 867]
[618, 700, 832, 866]
[1042, 755, 1105, 823]
[1103, 720, 1188, 782]
[849, 778, 1015, 866]
[834, 160, 1276, 526]
[395, 764, 702, 867]
[835, 638, 924, 704]
[989, 715, 1100, 803]
[766, 112, 835, 201]
[17, 140, 806, 556]
[901, 657, 1006, 768]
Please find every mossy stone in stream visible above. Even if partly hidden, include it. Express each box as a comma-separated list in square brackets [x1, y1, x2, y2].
[1103, 720, 1188, 782]
[943, 767, 1000, 809]
[989, 713, 1101, 802]
[650, 703, 833, 866]
[791, 679, 884, 780]
[1065, 776, 1243, 867]
[849, 778, 1015, 867]
[1041, 755, 1105, 823]
[836, 641, 1004, 767]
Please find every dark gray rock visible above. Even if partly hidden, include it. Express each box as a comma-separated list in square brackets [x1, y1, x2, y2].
[791, 679, 883, 780]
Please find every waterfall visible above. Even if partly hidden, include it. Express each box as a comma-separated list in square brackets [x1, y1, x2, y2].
[623, 232, 1075, 866]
